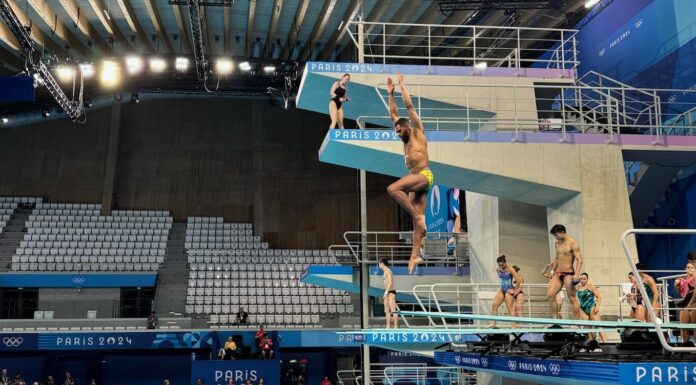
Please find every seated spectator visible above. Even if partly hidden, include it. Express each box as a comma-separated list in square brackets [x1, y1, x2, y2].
[235, 307, 249, 326]
[258, 379, 265, 385]
[1, 369, 9, 385]
[321, 377, 331, 385]
[147, 311, 159, 329]
[255, 325, 265, 346]
[226, 379, 234, 385]
[63, 372, 73, 385]
[90, 381, 97, 385]
[162, 380, 170, 385]
[223, 336, 237, 360]
[195, 378, 205, 385]
[244, 380, 253, 385]
[259, 334, 274, 360]
[45, 376, 56, 385]
[14, 373, 24, 385]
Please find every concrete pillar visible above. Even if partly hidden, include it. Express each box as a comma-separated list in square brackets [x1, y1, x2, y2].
[100, 104, 122, 215]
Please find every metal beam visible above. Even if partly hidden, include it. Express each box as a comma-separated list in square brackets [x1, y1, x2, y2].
[263, 0, 283, 57]
[281, 0, 309, 60]
[85, 0, 133, 52]
[172, 4, 192, 54]
[5, 0, 70, 57]
[397, 4, 471, 56]
[116, 0, 155, 53]
[317, 0, 361, 61]
[244, 0, 256, 56]
[144, 0, 174, 54]
[299, 0, 338, 61]
[22, 0, 91, 57]
[200, 5, 213, 55]
[223, 4, 229, 54]
[54, 0, 109, 54]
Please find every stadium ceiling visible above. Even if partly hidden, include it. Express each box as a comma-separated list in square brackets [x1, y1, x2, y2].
[0, 0, 591, 74]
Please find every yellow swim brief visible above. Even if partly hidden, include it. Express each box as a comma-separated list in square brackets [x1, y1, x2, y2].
[419, 169, 434, 191]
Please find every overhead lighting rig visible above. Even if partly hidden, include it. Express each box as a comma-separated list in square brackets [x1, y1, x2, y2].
[0, 0, 83, 120]
[436, 0, 562, 12]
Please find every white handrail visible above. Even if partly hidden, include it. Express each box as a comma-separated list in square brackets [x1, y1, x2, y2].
[620, 228, 696, 353]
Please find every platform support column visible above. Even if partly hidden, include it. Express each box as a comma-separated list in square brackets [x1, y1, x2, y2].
[357, 19, 370, 385]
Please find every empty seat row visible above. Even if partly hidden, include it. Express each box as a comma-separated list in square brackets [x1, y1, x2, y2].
[187, 229, 254, 236]
[17, 248, 165, 257]
[1, 197, 42, 203]
[185, 242, 267, 250]
[26, 234, 168, 242]
[29, 215, 172, 223]
[28, 227, 169, 235]
[35, 203, 96, 209]
[12, 262, 159, 271]
[20, 241, 167, 249]
[34, 209, 101, 216]
[186, 248, 330, 258]
[0, 203, 19, 209]
[13, 255, 163, 263]
[187, 296, 350, 307]
[188, 285, 345, 296]
[26, 221, 172, 229]
[188, 223, 252, 229]
[187, 256, 331, 265]
[186, 235, 258, 242]
[190, 263, 308, 272]
[192, 302, 352, 315]
[209, 314, 321, 326]
[111, 210, 170, 217]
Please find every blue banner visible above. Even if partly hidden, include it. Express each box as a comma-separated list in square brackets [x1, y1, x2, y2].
[0, 76, 34, 102]
[34, 331, 217, 350]
[426, 185, 460, 233]
[619, 363, 696, 385]
[356, 331, 477, 344]
[0, 273, 157, 288]
[191, 360, 280, 385]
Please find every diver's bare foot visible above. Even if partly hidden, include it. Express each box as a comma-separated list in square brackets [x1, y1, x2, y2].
[408, 255, 423, 274]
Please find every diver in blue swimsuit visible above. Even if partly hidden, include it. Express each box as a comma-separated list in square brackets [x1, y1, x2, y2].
[490, 255, 523, 326]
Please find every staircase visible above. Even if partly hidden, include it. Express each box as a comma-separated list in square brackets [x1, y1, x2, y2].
[0, 207, 32, 272]
[154, 223, 189, 316]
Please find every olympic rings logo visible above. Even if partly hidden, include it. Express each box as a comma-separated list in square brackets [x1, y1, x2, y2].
[480, 357, 489, 368]
[2, 337, 23, 347]
[508, 361, 517, 371]
[72, 277, 86, 285]
[549, 363, 561, 376]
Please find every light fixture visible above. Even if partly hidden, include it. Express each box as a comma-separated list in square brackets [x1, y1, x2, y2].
[32, 73, 45, 87]
[84, 98, 93, 108]
[55, 65, 76, 82]
[175, 57, 189, 72]
[474, 61, 488, 70]
[215, 58, 234, 75]
[103, 9, 111, 20]
[130, 93, 140, 104]
[1, 116, 8, 124]
[239, 61, 251, 71]
[41, 109, 50, 118]
[125, 56, 144, 74]
[79, 63, 95, 78]
[100, 60, 121, 87]
[149, 58, 167, 73]
[263, 65, 276, 73]
[585, 0, 600, 8]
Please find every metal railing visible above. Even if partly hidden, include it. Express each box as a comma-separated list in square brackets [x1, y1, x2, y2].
[346, 20, 578, 70]
[338, 365, 476, 385]
[407, 282, 633, 329]
[334, 231, 468, 266]
[359, 80, 696, 143]
[621, 229, 696, 353]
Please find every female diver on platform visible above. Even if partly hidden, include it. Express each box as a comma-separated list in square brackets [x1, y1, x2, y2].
[490, 255, 523, 327]
[329, 73, 350, 128]
[575, 272, 606, 343]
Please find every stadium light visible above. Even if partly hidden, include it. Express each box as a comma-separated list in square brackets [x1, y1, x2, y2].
[41, 109, 50, 118]
[79, 63, 95, 78]
[149, 58, 167, 73]
[239, 61, 251, 72]
[215, 58, 234, 75]
[474, 61, 487, 70]
[263, 65, 276, 73]
[585, 0, 600, 8]
[55, 65, 76, 83]
[126, 56, 144, 74]
[1, 116, 8, 124]
[175, 57, 190, 72]
[100, 60, 121, 87]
